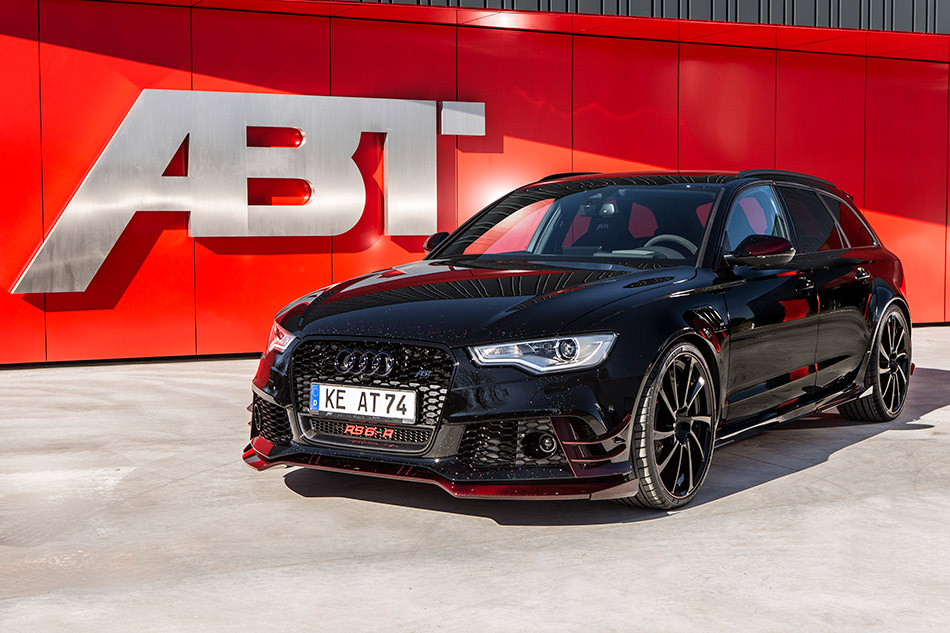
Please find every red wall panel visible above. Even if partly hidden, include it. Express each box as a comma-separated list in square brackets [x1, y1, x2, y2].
[192, 8, 332, 355]
[0, 0, 46, 363]
[572, 36, 678, 173]
[775, 51, 866, 207]
[329, 18, 457, 283]
[39, 0, 195, 361]
[679, 43, 776, 172]
[3, 2, 950, 364]
[456, 27, 573, 222]
[865, 57, 948, 323]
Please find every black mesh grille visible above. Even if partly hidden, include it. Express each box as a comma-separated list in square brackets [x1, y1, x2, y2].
[254, 395, 292, 444]
[304, 418, 432, 447]
[291, 339, 454, 452]
[458, 419, 567, 468]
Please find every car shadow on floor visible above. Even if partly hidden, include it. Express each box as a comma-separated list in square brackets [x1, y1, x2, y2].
[283, 367, 947, 526]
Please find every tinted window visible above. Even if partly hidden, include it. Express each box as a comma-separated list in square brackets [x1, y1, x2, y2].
[820, 194, 875, 247]
[723, 185, 790, 253]
[779, 186, 843, 253]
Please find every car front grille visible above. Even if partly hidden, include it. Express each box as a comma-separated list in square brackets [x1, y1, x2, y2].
[458, 419, 567, 468]
[253, 395, 293, 445]
[291, 339, 455, 452]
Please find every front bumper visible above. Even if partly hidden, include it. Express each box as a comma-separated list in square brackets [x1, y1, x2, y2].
[245, 335, 643, 500]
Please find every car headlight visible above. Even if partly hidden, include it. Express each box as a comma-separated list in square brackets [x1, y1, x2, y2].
[469, 333, 616, 374]
[265, 321, 296, 355]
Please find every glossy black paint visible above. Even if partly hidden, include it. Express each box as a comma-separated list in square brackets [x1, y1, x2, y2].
[245, 171, 910, 499]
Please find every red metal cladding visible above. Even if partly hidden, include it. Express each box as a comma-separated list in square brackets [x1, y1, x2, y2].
[2, 2, 950, 363]
[45, 212, 197, 361]
[161, 135, 189, 177]
[246, 127, 305, 148]
[192, 7, 333, 355]
[39, 0, 195, 361]
[572, 13, 679, 41]
[192, 7, 332, 95]
[0, 0, 45, 363]
[678, 19, 778, 48]
[246, 179, 312, 206]
[572, 36, 678, 173]
[456, 27, 573, 222]
[328, 18, 457, 281]
[865, 57, 948, 323]
[678, 43, 776, 172]
[775, 50, 866, 207]
[327, 18, 458, 232]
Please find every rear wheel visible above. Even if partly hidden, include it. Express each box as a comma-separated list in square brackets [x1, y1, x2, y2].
[618, 341, 717, 510]
[839, 305, 911, 422]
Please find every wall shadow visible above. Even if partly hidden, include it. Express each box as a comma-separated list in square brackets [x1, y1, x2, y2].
[23, 211, 190, 312]
[283, 367, 948, 526]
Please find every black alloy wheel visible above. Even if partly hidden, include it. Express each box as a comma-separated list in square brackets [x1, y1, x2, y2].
[839, 305, 911, 422]
[620, 341, 717, 509]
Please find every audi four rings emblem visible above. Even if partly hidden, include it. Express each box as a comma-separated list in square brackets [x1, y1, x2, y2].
[335, 350, 395, 377]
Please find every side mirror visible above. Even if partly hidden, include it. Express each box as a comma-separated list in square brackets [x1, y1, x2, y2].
[725, 235, 796, 268]
[423, 231, 449, 254]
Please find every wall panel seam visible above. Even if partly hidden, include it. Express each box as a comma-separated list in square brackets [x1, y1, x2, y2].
[37, 0, 48, 362]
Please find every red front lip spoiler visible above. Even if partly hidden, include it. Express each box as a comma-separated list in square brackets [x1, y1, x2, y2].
[243, 436, 638, 501]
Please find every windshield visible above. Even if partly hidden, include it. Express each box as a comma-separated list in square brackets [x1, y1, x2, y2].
[437, 182, 720, 266]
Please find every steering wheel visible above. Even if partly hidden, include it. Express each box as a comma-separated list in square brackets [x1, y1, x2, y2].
[643, 234, 697, 257]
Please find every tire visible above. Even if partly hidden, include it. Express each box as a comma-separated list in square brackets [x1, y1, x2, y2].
[838, 305, 911, 422]
[617, 341, 718, 510]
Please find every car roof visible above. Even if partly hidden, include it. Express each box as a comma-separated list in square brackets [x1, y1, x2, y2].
[527, 169, 852, 200]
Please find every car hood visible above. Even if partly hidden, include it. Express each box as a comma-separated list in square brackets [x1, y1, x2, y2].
[285, 258, 695, 347]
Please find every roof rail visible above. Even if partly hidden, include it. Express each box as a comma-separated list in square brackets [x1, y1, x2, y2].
[532, 171, 599, 184]
[736, 169, 837, 190]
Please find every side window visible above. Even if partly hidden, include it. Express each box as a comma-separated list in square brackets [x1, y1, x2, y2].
[723, 185, 790, 253]
[779, 186, 843, 253]
[820, 194, 875, 247]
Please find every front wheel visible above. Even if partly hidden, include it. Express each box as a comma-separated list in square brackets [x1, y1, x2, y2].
[618, 341, 717, 510]
[839, 305, 911, 422]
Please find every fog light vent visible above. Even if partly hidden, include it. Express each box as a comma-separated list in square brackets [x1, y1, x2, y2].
[523, 431, 558, 459]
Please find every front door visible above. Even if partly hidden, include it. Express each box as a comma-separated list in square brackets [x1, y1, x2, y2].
[717, 185, 820, 433]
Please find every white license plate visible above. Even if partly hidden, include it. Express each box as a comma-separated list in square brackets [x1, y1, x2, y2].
[309, 383, 416, 423]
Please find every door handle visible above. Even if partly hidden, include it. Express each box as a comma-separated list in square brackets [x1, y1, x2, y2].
[796, 277, 814, 293]
[855, 267, 871, 282]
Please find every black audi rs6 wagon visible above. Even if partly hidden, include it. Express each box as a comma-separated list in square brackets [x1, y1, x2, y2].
[244, 170, 912, 509]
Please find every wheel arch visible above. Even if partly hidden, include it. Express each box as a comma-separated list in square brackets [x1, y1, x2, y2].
[630, 325, 725, 434]
[620, 325, 722, 509]
[856, 291, 912, 389]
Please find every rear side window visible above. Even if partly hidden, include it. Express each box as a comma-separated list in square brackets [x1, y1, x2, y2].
[820, 194, 875, 247]
[778, 186, 843, 253]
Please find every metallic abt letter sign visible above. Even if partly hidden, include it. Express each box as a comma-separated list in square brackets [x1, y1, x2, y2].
[14, 90, 486, 294]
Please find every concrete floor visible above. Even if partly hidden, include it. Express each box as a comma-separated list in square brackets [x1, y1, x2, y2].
[1, 329, 949, 632]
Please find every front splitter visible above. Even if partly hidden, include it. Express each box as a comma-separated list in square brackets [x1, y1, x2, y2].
[243, 436, 638, 501]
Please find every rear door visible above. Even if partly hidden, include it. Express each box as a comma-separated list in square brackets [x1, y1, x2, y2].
[777, 186, 874, 393]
